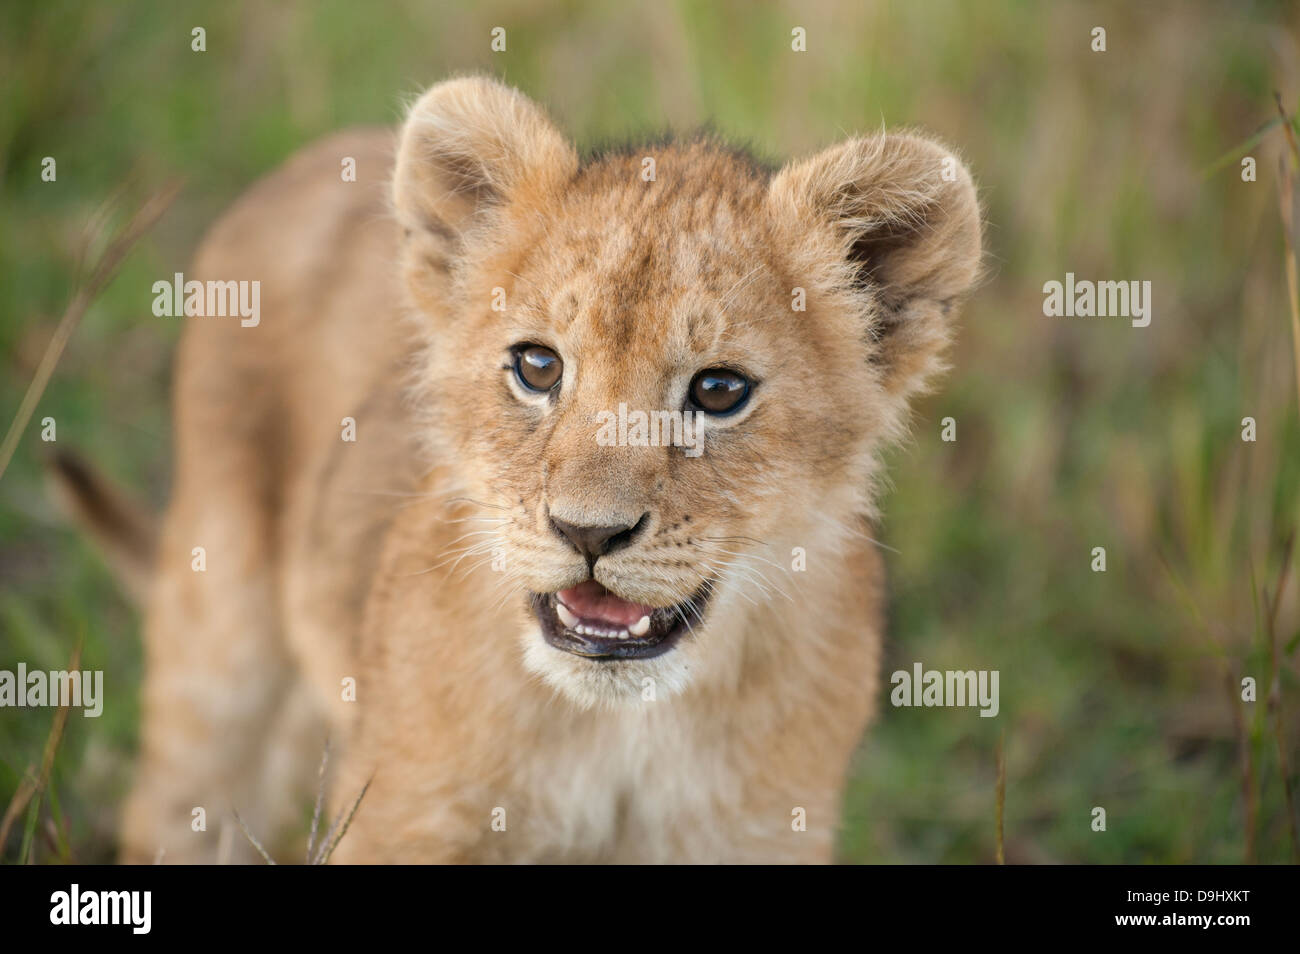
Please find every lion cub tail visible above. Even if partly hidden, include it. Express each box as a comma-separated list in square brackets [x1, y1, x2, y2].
[45, 449, 157, 604]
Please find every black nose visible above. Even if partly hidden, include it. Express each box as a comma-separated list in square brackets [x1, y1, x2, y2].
[550, 514, 647, 563]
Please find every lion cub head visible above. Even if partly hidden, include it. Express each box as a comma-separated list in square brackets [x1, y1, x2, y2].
[392, 77, 981, 708]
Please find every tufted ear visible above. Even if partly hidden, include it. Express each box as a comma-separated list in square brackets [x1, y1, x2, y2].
[392, 76, 577, 308]
[768, 133, 982, 401]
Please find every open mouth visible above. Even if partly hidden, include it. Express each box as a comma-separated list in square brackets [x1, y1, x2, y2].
[530, 579, 711, 660]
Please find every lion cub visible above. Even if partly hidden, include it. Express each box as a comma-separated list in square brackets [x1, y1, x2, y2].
[83, 77, 979, 863]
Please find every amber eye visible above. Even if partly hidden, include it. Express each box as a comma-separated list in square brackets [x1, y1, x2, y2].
[689, 368, 751, 416]
[513, 344, 563, 392]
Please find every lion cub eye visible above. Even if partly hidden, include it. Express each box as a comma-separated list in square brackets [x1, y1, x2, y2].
[689, 368, 751, 416]
[512, 344, 563, 392]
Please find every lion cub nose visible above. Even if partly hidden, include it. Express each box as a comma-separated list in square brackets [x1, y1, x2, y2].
[550, 514, 648, 564]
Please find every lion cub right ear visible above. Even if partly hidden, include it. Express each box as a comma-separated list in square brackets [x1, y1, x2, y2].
[768, 133, 982, 405]
[392, 76, 577, 311]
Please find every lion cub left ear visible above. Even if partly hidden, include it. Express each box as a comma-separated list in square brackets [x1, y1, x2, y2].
[768, 133, 982, 401]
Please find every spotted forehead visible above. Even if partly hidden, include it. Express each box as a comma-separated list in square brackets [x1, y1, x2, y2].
[518, 148, 777, 350]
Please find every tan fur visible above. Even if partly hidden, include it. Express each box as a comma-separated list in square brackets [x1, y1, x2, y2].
[107, 77, 981, 863]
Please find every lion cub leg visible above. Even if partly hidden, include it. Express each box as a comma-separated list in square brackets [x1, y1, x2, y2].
[118, 487, 324, 864]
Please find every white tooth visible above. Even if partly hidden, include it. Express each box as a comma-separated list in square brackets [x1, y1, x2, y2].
[556, 603, 580, 629]
[629, 615, 651, 637]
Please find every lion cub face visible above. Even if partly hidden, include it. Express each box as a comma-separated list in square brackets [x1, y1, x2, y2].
[392, 79, 981, 708]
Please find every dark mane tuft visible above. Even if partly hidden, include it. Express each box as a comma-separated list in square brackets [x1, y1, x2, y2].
[578, 127, 778, 178]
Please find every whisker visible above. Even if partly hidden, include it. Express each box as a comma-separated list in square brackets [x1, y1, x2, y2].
[444, 495, 514, 513]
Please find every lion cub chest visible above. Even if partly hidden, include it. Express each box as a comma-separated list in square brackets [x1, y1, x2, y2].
[497, 705, 740, 863]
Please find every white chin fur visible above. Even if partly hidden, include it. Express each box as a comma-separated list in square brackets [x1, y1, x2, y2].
[519, 626, 694, 710]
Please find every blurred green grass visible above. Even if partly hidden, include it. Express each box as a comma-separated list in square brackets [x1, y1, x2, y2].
[2, 0, 1298, 862]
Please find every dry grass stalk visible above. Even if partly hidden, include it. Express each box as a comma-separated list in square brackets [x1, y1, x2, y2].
[233, 738, 372, 865]
[994, 730, 1006, 865]
[0, 641, 81, 862]
[0, 179, 182, 482]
